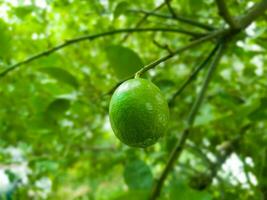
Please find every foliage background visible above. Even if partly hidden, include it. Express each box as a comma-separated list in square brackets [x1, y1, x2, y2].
[0, 0, 266, 199]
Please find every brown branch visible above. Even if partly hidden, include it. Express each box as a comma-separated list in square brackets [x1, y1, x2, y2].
[149, 41, 226, 200]
[0, 28, 200, 78]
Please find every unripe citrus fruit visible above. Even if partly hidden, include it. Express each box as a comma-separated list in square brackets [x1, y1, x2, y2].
[109, 78, 169, 148]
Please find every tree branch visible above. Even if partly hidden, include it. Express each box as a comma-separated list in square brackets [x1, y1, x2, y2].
[121, 2, 166, 42]
[129, 9, 215, 31]
[215, 0, 237, 28]
[149, 41, 226, 200]
[107, 29, 227, 95]
[189, 124, 251, 190]
[135, 29, 227, 78]
[238, 0, 267, 29]
[146, 2, 267, 193]
[152, 39, 173, 54]
[0, 28, 202, 78]
[165, 0, 177, 18]
[168, 43, 220, 107]
[96, 0, 267, 98]
[164, 0, 215, 31]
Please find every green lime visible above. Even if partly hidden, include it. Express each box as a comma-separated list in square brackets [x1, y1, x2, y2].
[109, 78, 169, 148]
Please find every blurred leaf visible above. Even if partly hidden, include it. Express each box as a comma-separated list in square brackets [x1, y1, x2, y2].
[114, 2, 129, 18]
[35, 160, 59, 174]
[5, 170, 18, 182]
[39, 67, 79, 88]
[188, 0, 205, 13]
[0, 19, 12, 59]
[249, 97, 267, 121]
[106, 45, 143, 79]
[112, 190, 149, 200]
[155, 79, 175, 93]
[236, 99, 261, 120]
[45, 98, 71, 117]
[123, 159, 153, 190]
[13, 5, 36, 19]
[170, 179, 212, 200]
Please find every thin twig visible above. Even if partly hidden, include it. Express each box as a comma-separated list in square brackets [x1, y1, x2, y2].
[149, 41, 226, 200]
[129, 9, 215, 31]
[107, 29, 227, 95]
[165, 0, 177, 18]
[168, 43, 220, 106]
[107, 29, 227, 94]
[215, 0, 237, 28]
[135, 29, 227, 78]
[152, 39, 173, 54]
[0, 28, 201, 78]
[121, 2, 166, 42]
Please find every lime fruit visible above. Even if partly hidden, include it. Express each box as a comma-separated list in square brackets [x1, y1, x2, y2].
[109, 78, 169, 148]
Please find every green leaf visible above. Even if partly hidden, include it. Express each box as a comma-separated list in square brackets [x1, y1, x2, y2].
[13, 5, 36, 19]
[35, 160, 59, 174]
[170, 179, 212, 200]
[188, 0, 205, 13]
[39, 67, 79, 88]
[249, 97, 267, 121]
[106, 45, 143, 79]
[155, 79, 175, 93]
[114, 2, 129, 18]
[236, 99, 261, 120]
[112, 190, 149, 200]
[45, 98, 71, 117]
[0, 19, 12, 59]
[123, 159, 153, 190]
[5, 170, 18, 182]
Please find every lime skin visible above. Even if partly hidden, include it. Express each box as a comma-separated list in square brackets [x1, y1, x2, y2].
[109, 78, 169, 148]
